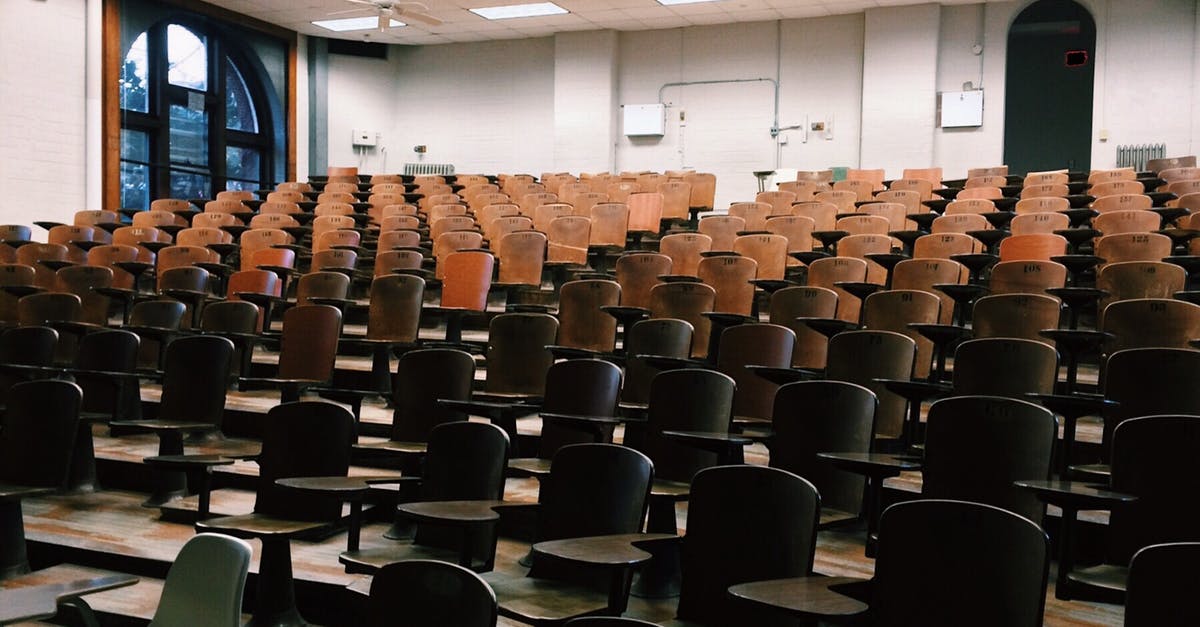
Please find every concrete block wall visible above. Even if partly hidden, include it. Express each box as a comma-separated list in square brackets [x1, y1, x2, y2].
[0, 0, 87, 228]
[860, 4, 941, 179]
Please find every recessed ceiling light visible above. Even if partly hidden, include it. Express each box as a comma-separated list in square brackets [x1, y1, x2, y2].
[657, 0, 723, 5]
[312, 17, 404, 32]
[470, 2, 568, 20]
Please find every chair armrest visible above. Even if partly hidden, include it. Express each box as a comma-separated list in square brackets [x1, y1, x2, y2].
[1067, 464, 1112, 482]
[746, 365, 822, 385]
[817, 452, 923, 478]
[1012, 479, 1136, 509]
[639, 354, 706, 370]
[728, 576, 871, 620]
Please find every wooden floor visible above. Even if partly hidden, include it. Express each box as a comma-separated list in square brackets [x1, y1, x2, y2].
[7, 335, 1122, 626]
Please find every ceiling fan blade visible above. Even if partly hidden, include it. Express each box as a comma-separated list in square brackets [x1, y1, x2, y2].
[399, 10, 442, 26]
[343, 0, 381, 5]
[326, 7, 371, 16]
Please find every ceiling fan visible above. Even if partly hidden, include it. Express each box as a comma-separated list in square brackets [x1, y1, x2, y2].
[328, 1, 443, 30]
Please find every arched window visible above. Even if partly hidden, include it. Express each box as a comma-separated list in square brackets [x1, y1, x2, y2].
[119, 20, 277, 208]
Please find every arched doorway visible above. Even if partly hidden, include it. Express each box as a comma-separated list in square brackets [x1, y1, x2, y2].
[1003, 0, 1096, 174]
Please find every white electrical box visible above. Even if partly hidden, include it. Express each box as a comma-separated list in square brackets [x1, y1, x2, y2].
[352, 129, 379, 147]
[938, 90, 984, 128]
[623, 104, 666, 137]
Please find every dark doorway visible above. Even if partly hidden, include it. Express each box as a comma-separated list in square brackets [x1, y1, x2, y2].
[1003, 0, 1096, 175]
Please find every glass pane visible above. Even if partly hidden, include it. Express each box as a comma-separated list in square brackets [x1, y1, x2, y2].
[167, 24, 207, 91]
[225, 59, 259, 132]
[169, 104, 208, 166]
[226, 146, 261, 182]
[121, 129, 149, 163]
[121, 32, 149, 112]
[120, 162, 150, 210]
[226, 179, 258, 192]
[170, 170, 211, 200]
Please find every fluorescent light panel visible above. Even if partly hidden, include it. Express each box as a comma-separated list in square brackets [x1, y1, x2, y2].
[470, 2, 568, 20]
[657, 0, 723, 5]
[312, 17, 404, 32]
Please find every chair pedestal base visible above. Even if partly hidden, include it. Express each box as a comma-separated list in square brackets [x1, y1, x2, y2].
[0, 501, 30, 581]
[247, 537, 309, 627]
[143, 431, 187, 507]
[632, 498, 681, 599]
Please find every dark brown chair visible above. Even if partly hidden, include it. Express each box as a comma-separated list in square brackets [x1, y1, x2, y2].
[862, 289, 941, 381]
[1021, 416, 1200, 604]
[769, 380, 877, 527]
[508, 359, 624, 474]
[769, 286, 838, 369]
[341, 421, 510, 574]
[1124, 542, 1200, 627]
[198, 300, 260, 379]
[0, 379, 82, 579]
[1101, 298, 1200, 354]
[648, 282, 714, 359]
[0, 264, 37, 326]
[339, 274, 425, 395]
[354, 348, 475, 458]
[736, 500, 1050, 626]
[111, 334, 234, 505]
[922, 396, 1057, 524]
[125, 298, 186, 371]
[54, 265, 113, 326]
[675, 465, 821, 626]
[717, 323, 795, 422]
[483, 443, 653, 626]
[239, 304, 341, 403]
[196, 401, 356, 627]
[972, 293, 1062, 341]
[0, 326, 58, 408]
[365, 560, 498, 627]
[626, 368, 736, 533]
[553, 280, 620, 354]
[619, 318, 694, 407]
[826, 330, 916, 444]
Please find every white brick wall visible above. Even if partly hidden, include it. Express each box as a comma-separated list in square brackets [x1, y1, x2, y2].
[0, 0, 87, 228]
[553, 30, 618, 174]
[860, 4, 941, 180]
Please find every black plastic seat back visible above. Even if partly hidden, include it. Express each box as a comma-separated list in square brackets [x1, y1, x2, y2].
[1108, 416, 1200, 567]
[0, 380, 82, 490]
[1101, 349, 1200, 460]
[157, 335, 233, 428]
[391, 348, 475, 443]
[199, 301, 259, 335]
[415, 421, 510, 561]
[620, 317, 693, 405]
[535, 443, 653, 545]
[253, 400, 355, 522]
[367, 560, 497, 627]
[873, 500, 1049, 627]
[676, 465, 820, 625]
[770, 380, 877, 517]
[128, 299, 187, 329]
[952, 338, 1058, 398]
[537, 359, 623, 458]
[0, 326, 57, 406]
[74, 329, 140, 419]
[484, 313, 558, 396]
[922, 396, 1056, 524]
[716, 323, 796, 421]
[1125, 542, 1200, 627]
[630, 368, 734, 483]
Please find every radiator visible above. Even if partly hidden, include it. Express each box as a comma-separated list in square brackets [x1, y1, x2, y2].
[1115, 144, 1166, 171]
[403, 162, 455, 176]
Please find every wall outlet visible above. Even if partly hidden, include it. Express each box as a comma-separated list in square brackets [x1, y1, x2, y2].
[352, 129, 378, 147]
